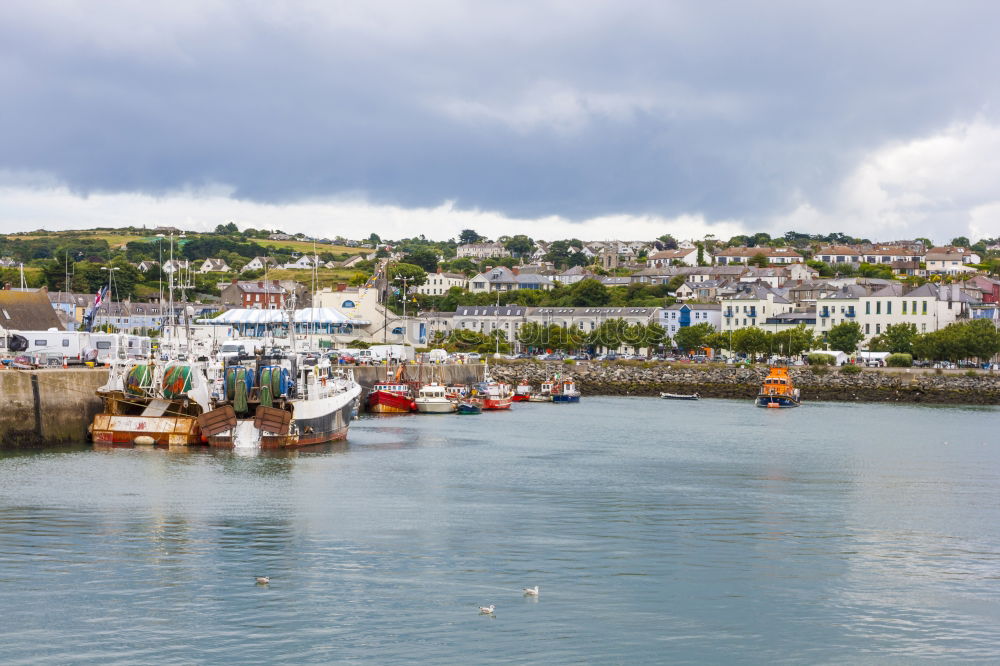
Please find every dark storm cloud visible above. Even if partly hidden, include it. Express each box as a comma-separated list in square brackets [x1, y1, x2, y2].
[1, 1, 999, 228]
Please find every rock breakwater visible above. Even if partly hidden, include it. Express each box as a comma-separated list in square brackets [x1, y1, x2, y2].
[490, 361, 1000, 405]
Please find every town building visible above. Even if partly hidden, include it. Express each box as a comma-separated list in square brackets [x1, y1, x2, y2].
[242, 256, 279, 272]
[416, 269, 467, 296]
[925, 246, 981, 275]
[456, 242, 510, 260]
[198, 258, 231, 273]
[719, 285, 795, 331]
[220, 280, 289, 309]
[646, 247, 706, 267]
[468, 266, 555, 293]
[715, 247, 803, 265]
[660, 303, 722, 338]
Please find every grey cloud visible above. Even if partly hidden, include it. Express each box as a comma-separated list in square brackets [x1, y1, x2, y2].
[1, 1, 999, 234]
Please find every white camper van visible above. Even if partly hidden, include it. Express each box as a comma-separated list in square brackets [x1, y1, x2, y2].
[9, 329, 93, 365]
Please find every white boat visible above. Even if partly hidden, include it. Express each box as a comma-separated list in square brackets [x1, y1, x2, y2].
[414, 382, 457, 413]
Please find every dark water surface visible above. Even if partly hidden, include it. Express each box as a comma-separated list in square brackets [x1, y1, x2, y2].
[2, 398, 1000, 664]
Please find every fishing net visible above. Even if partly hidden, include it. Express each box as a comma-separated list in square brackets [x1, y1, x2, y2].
[162, 365, 192, 399]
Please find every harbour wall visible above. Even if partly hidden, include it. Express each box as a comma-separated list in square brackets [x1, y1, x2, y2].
[490, 361, 1000, 405]
[0, 364, 486, 447]
[0, 367, 109, 447]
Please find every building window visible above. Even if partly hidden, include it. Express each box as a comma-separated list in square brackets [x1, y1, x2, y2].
[865, 323, 870, 334]
[922, 301, 927, 314]
[876, 302, 881, 315]
[876, 323, 881, 334]
[912, 300, 917, 314]
[866, 302, 871, 315]
[341, 300, 355, 308]
[902, 301, 907, 314]
[886, 302, 891, 315]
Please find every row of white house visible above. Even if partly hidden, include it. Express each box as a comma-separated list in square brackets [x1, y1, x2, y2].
[416, 280, 988, 350]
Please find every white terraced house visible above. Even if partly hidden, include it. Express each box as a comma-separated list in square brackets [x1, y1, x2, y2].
[715, 247, 803, 265]
[719, 286, 795, 331]
[814, 245, 862, 266]
[816, 283, 978, 341]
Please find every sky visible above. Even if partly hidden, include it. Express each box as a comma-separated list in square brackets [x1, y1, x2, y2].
[1, 0, 999, 244]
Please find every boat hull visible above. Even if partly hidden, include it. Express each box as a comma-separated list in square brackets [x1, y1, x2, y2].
[528, 395, 552, 402]
[415, 400, 457, 413]
[209, 388, 360, 448]
[511, 394, 531, 402]
[457, 402, 482, 414]
[482, 397, 512, 410]
[551, 394, 580, 403]
[91, 413, 202, 446]
[660, 393, 699, 400]
[755, 395, 800, 408]
[367, 390, 414, 413]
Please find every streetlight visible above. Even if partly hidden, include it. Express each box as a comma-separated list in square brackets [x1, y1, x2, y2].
[100, 266, 120, 331]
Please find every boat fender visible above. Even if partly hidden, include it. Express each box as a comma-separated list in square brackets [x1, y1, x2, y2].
[134, 435, 156, 446]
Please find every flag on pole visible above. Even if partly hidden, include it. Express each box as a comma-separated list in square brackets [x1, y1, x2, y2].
[94, 285, 109, 308]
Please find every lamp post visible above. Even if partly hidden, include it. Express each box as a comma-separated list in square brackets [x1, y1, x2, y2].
[100, 266, 120, 331]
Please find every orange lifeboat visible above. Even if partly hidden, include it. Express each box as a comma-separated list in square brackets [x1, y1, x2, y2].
[755, 366, 801, 408]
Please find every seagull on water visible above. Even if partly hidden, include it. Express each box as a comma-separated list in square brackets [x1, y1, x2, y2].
[255, 576, 271, 585]
[522, 586, 539, 596]
[479, 604, 496, 614]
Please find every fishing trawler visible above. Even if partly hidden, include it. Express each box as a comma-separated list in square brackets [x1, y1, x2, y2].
[90, 360, 213, 446]
[198, 353, 362, 448]
[755, 366, 801, 408]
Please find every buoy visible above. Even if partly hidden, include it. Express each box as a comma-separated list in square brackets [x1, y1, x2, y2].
[134, 435, 155, 446]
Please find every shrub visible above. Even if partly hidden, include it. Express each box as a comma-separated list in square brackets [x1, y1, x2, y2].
[810, 365, 829, 375]
[886, 353, 912, 368]
[563, 359, 575, 365]
[840, 363, 862, 375]
[808, 353, 836, 366]
[965, 369, 978, 377]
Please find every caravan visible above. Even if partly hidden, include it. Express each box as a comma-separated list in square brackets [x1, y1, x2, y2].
[4, 329, 92, 365]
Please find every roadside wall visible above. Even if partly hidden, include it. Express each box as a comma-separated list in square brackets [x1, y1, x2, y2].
[490, 361, 1000, 405]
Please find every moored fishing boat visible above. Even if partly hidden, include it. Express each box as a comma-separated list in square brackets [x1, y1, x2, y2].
[90, 360, 212, 446]
[199, 354, 362, 448]
[512, 379, 533, 402]
[456, 400, 482, 415]
[551, 377, 581, 403]
[474, 363, 512, 410]
[366, 366, 416, 413]
[755, 366, 801, 408]
[528, 379, 554, 402]
[414, 382, 457, 413]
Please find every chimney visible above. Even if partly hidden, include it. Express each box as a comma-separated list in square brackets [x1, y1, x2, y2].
[257, 281, 264, 288]
[336, 283, 347, 292]
[273, 280, 280, 287]
[511, 267, 520, 275]
[231, 278, 238, 284]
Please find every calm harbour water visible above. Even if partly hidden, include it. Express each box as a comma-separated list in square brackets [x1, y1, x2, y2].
[2, 397, 1000, 664]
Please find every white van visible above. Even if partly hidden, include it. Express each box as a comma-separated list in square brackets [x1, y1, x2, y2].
[218, 341, 252, 362]
[428, 348, 448, 363]
[90, 333, 130, 363]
